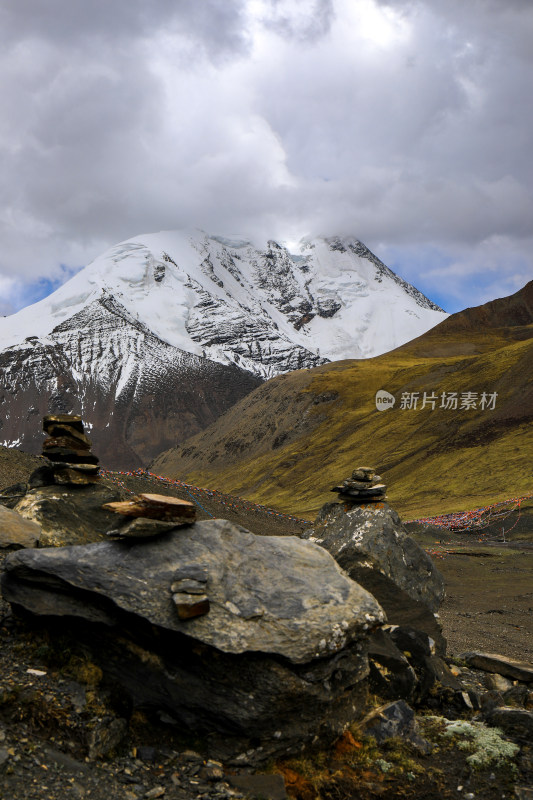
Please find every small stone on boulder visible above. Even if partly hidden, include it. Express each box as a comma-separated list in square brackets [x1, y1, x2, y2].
[106, 518, 183, 540]
[172, 593, 210, 619]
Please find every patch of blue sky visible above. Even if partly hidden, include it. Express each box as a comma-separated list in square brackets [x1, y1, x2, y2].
[378, 246, 457, 313]
[9, 264, 83, 313]
[380, 243, 532, 314]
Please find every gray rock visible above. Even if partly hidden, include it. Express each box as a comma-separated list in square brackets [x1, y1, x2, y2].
[1, 519, 385, 763]
[503, 685, 529, 707]
[173, 565, 209, 583]
[367, 628, 417, 702]
[86, 716, 128, 759]
[199, 763, 224, 781]
[305, 502, 446, 650]
[484, 707, 533, 742]
[41, 745, 91, 774]
[484, 673, 514, 692]
[460, 652, 533, 683]
[170, 578, 207, 594]
[227, 774, 287, 800]
[0, 483, 29, 509]
[352, 468, 375, 481]
[13, 483, 125, 546]
[62, 681, 87, 714]
[0, 505, 41, 549]
[358, 700, 432, 753]
[480, 690, 506, 712]
[3, 520, 383, 663]
[336, 485, 387, 499]
[388, 625, 461, 699]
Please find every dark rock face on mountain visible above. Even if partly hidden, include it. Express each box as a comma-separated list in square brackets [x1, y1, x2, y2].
[0, 295, 261, 469]
[1, 520, 385, 763]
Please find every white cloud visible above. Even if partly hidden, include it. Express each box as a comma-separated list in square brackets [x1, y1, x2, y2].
[0, 0, 531, 311]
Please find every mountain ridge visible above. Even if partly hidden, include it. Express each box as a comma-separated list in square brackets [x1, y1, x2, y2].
[0, 230, 446, 466]
[151, 280, 533, 519]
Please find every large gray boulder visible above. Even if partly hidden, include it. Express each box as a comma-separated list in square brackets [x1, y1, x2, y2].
[304, 502, 446, 669]
[1, 519, 385, 762]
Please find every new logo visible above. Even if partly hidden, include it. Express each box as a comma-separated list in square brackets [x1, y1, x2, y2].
[375, 390, 396, 411]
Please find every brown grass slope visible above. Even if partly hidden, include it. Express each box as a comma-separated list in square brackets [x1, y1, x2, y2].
[151, 281, 533, 520]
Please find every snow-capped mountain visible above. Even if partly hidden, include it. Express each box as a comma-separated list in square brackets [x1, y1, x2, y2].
[0, 230, 446, 468]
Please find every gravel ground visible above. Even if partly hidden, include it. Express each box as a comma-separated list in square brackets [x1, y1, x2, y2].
[1, 452, 533, 798]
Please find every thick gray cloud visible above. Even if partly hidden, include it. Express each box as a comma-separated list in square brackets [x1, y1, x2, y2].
[0, 0, 531, 313]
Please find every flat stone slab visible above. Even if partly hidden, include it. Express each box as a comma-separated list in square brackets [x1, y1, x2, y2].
[106, 518, 185, 540]
[0, 505, 40, 549]
[2, 519, 385, 663]
[485, 707, 533, 741]
[103, 493, 196, 521]
[460, 652, 533, 683]
[43, 414, 84, 433]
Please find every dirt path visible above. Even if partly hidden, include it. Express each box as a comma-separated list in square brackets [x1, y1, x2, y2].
[436, 549, 533, 662]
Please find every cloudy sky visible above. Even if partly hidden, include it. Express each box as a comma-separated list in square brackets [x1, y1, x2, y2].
[1, 0, 532, 315]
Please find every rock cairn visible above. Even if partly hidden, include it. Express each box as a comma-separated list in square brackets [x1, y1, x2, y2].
[103, 492, 197, 540]
[41, 414, 100, 485]
[170, 564, 210, 620]
[331, 466, 387, 504]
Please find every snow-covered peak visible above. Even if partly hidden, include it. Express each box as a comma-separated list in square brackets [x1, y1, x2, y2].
[0, 229, 447, 374]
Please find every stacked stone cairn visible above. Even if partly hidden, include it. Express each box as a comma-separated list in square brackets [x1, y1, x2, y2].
[42, 414, 100, 485]
[102, 493, 205, 620]
[331, 465, 387, 504]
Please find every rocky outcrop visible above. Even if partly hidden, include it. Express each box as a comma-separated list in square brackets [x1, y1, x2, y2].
[305, 501, 444, 627]
[1, 519, 385, 763]
[303, 499, 455, 702]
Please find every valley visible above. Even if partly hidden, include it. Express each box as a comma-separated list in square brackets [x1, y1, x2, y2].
[153, 280, 533, 521]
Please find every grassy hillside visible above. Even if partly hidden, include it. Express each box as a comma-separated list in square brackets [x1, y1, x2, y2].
[152, 282, 533, 520]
